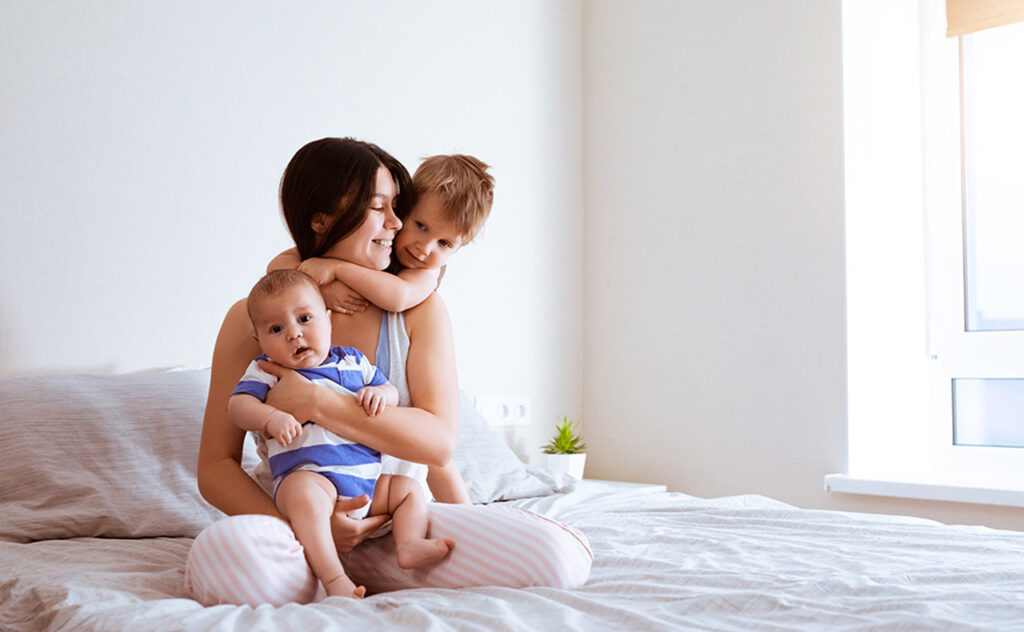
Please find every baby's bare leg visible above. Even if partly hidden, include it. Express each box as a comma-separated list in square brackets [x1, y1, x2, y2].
[276, 471, 365, 599]
[372, 475, 454, 569]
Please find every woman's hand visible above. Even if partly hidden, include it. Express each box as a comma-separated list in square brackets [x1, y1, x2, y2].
[260, 360, 321, 422]
[330, 495, 391, 552]
[320, 280, 369, 316]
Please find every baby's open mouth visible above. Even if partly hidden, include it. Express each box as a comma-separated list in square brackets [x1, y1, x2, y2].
[293, 346, 310, 357]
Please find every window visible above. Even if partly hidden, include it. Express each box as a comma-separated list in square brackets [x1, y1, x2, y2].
[923, 14, 1024, 470]
[831, 0, 1024, 506]
[961, 25, 1024, 334]
[954, 379, 1024, 448]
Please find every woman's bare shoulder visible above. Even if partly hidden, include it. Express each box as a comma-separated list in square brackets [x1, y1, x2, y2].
[213, 298, 260, 365]
[402, 292, 452, 336]
[220, 298, 253, 335]
[227, 296, 248, 317]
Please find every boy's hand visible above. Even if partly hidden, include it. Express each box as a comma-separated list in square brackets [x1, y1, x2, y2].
[297, 257, 340, 286]
[265, 410, 302, 447]
[320, 280, 370, 315]
[356, 385, 394, 416]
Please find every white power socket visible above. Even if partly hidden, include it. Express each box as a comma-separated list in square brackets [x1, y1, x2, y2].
[474, 396, 531, 427]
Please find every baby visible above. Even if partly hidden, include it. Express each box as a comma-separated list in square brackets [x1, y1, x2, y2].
[229, 269, 453, 599]
[270, 154, 495, 503]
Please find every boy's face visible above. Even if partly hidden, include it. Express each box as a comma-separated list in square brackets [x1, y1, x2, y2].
[251, 283, 332, 369]
[394, 192, 465, 270]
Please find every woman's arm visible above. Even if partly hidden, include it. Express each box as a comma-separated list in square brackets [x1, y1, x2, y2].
[299, 258, 439, 313]
[262, 293, 460, 467]
[197, 299, 282, 518]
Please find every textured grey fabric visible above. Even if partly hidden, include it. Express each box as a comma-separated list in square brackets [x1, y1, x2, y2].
[453, 390, 574, 504]
[0, 369, 224, 542]
[0, 365, 567, 545]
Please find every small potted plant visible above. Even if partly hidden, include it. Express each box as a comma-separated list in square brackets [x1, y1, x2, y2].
[542, 416, 587, 480]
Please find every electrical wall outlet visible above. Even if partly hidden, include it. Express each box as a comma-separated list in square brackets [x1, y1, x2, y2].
[474, 396, 531, 427]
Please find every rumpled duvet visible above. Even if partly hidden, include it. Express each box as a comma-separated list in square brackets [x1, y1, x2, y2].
[3, 481, 1024, 631]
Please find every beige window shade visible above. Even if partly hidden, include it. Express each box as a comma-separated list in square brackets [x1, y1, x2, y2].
[947, 0, 1024, 36]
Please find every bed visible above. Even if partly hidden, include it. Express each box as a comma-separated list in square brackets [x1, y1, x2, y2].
[3, 369, 1024, 631]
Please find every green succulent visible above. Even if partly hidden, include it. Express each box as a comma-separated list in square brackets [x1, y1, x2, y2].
[542, 416, 587, 455]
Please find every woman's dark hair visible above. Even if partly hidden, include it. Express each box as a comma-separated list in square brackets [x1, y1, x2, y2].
[279, 137, 414, 260]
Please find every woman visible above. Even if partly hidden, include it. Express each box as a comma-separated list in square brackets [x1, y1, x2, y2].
[185, 137, 592, 606]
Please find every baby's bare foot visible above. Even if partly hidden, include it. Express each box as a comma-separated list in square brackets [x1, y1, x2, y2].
[323, 574, 366, 599]
[397, 538, 454, 569]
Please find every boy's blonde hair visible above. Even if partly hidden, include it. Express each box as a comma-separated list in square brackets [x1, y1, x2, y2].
[246, 269, 322, 324]
[412, 154, 494, 242]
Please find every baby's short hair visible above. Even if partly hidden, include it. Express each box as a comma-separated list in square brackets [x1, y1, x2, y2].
[246, 269, 321, 323]
[412, 154, 494, 243]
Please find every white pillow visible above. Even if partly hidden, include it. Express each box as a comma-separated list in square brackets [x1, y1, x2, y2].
[452, 391, 575, 503]
[0, 369, 224, 542]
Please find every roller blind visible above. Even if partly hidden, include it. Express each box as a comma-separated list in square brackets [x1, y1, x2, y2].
[947, 0, 1024, 36]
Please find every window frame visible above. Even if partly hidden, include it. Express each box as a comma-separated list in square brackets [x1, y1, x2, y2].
[923, 2, 1024, 473]
[832, 0, 1024, 506]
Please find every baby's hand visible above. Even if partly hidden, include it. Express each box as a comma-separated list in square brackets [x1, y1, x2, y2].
[266, 411, 302, 447]
[357, 385, 394, 416]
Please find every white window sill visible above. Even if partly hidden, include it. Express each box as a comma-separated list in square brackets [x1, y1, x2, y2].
[825, 473, 1024, 508]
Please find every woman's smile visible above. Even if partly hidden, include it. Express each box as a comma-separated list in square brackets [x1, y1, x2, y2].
[322, 167, 401, 270]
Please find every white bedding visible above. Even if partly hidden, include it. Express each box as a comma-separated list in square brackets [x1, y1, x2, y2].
[4, 480, 1024, 631]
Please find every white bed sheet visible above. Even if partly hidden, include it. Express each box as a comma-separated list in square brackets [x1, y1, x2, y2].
[3, 481, 1024, 631]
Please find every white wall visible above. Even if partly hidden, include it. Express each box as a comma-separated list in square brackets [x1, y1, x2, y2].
[0, 1, 583, 455]
[582, 0, 848, 506]
[581, 0, 1023, 531]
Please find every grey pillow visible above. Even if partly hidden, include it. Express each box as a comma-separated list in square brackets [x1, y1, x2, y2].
[453, 391, 575, 503]
[0, 369, 224, 543]
[0, 368, 566, 544]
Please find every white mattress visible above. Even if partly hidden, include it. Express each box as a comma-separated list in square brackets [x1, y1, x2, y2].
[3, 481, 1024, 631]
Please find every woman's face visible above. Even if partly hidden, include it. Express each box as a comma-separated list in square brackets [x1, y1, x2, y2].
[322, 166, 402, 270]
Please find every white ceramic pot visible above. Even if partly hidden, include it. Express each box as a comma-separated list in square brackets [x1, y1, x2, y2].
[543, 453, 587, 480]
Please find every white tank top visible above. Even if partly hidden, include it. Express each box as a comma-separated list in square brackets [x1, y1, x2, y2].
[374, 311, 428, 483]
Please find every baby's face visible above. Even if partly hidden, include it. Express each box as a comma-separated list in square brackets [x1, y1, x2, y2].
[394, 192, 465, 270]
[251, 283, 332, 369]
